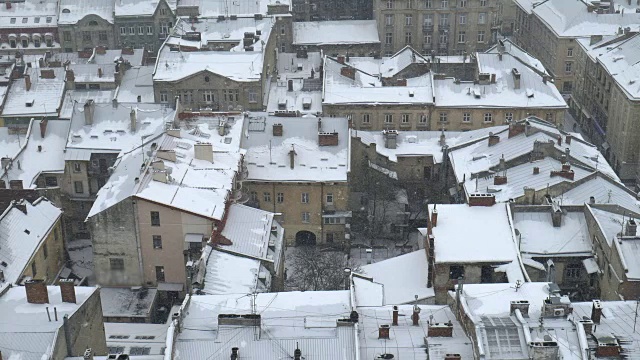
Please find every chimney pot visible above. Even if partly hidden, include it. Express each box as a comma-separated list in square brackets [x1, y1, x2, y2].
[488, 133, 500, 146]
[378, 324, 390, 339]
[591, 300, 603, 324]
[272, 123, 283, 136]
[130, 109, 137, 132]
[533, 167, 540, 175]
[392, 306, 399, 326]
[289, 146, 296, 169]
[412, 305, 420, 326]
[25, 280, 49, 304]
[83, 99, 94, 125]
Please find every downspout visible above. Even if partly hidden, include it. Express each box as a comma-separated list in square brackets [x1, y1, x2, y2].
[321, 182, 324, 243]
[132, 199, 145, 284]
[63, 315, 73, 356]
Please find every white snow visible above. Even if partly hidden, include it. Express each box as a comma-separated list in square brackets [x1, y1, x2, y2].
[58, 0, 114, 24]
[1, 68, 65, 118]
[513, 209, 593, 256]
[293, 20, 379, 46]
[116, 66, 156, 104]
[0, 0, 58, 28]
[203, 247, 269, 295]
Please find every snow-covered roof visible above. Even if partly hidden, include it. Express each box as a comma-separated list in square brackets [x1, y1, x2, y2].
[360, 250, 434, 304]
[241, 114, 350, 182]
[0, 126, 26, 160]
[1, 119, 69, 189]
[513, 208, 592, 257]
[267, 52, 323, 115]
[572, 300, 640, 355]
[531, 0, 640, 37]
[174, 291, 355, 360]
[100, 287, 158, 319]
[358, 305, 474, 360]
[292, 20, 380, 46]
[115, 0, 177, 16]
[429, 203, 521, 263]
[66, 102, 171, 153]
[434, 53, 566, 109]
[592, 33, 640, 99]
[154, 47, 263, 83]
[52, 48, 145, 66]
[104, 322, 169, 357]
[0, 286, 98, 360]
[60, 90, 116, 119]
[1, 68, 65, 118]
[460, 282, 552, 317]
[346, 46, 436, 77]
[70, 64, 116, 84]
[116, 66, 156, 103]
[485, 39, 549, 75]
[177, 0, 290, 17]
[589, 206, 640, 280]
[0, 198, 61, 289]
[323, 55, 434, 105]
[58, 0, 115, 24]
[168, 17, 274, 51]
[554, 175, 640, 212]
[0, 0, 58, 28]
[202, 246, 270, 295]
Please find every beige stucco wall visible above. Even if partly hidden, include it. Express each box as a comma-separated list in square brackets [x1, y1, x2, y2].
[21, 219, 65, 283]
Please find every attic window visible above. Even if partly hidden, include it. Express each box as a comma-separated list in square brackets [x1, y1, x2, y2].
[25, 100, 34, 107]
[89, 20, 98, 26]
[62, 8, 70, 13]
[24, 229, 30, 235]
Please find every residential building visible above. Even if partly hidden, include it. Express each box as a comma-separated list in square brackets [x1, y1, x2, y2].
[103, 322, 169, 356]
[0, 283, 107, 359]
[512, 0, 640, 94]
[0, 197, 63, 292]
[0, 0, 59, 55]
[266, 52, 323, 115]
[291, 0, 373, 21]
[241, 115, 351, 246]
[375, 0, 499, 56]
[291, 20, 380, 56]
[58, 0, 116, 52]
[114, 0, 177, 55]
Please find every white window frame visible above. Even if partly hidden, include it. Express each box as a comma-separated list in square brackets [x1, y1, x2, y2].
[483, 113, 493, 122]
[120, 27, 126, 35]
[363, 114, 370, 123]
[402, 114, 410, 123]
[301, 193, 310, 203]
[147, 26, 153, 35]
[160, 92, 168, 103]
[463, 113, 471, 122]
[439, 112, 448, 122]
[326, 193, 334, 204]
[302, 212, 310, 223]
[384, 114, 393, 123]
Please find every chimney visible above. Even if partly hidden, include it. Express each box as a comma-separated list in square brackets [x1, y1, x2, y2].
[130, 109, 137, 131]
[83, 348, 93, 360]
[428, 321, 453, 337]
[392, 306, 399, 326]
[542, 75, 549, 84]
[439, 131, 446, 146]
[97, 67, 103, 78]
[25, 280, 49, 304]
[591, 300, 603, 324]
[96, 46, 106, 55]
[383, 129, 398, 149]
[589, 196, 596, 204]
[194, 142, 213, 163]
[287, 79, 293, 92]
[411, 305, 420, 326]
[39, 119, 48, 138]
[557, 135, 562, 146]
[551, 203, 562, 227]
[25, 74, 32, 91]
[231, 347, 239, 360]
[59, 278, 76, 303]
[340, 66, 355, 80]
[490, 73, 496, 84]
[625, 219, 637, 236]
[431, 208, 438, 227]
[65, 69, 75, 82]
[498, 52, 503, 61]
[512, 68, 521, 90]
[580, 318, 594, 335]
[289, 145, 297, 169]
[533, 167, 540, 175]
[337, 55, 345, 64]
[83, 99, 94, 125]
[529, 339, 560, 360]
[494, 175, 507, 185]
[5, 1, 10, 9]
[468, 193, 496, 206]
[396, 78, 407, 86]
[488, 132, 500, 146]
[40, 69, 55, 79]
[137, 95, 142, 103]
[273, 123, 283, 136]
[508, 123, 526, 138]
[378, 324, 390, 339]
[565, 135, 572, 144]
[318, 132, 339, 146]
[590, 35, 603, 45]
[510, 300, 530, 316]
[294, 346, 302, 360]
[596, 338, 621, 357]
[445, 355, 461, 360]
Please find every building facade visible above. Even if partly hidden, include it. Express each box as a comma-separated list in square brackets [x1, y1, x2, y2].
[114, 0, 176, 55]
[292, 0, 374, 21]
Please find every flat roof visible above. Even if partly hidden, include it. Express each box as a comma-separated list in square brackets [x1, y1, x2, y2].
[293, 20, 379, 45]
[100, 287, 158, 318]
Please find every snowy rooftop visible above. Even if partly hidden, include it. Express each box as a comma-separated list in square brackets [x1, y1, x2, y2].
[267, 52, 323, 114]
[60, 90, 116, 119]
[58, 0, 115, 24]
[434, 53, 566, 108]
[115, 0, 177, 16]
[1, 68, 65, 118]
[485, 39, 549, 75]
[177, 0, 290, 17]
[202, 246, 270, 295]
[292, 20, 379, 46]
[572, 300, 640, 355]
[241, 115, 350, 182]
[461, 282, 552, 317]
[0, 198, 61, 289]
[0, 286, 98, 360]
[154, 47, 263, 82]
[358, 305, 474, 360]
[52, 48, 145, 66]
[174, 291, 355, 360]
[554, 174, 640, 212]
[589, 206, 640, 280]
[70, 64, 116, 84]
[1, 119, 69, 189]
[66, 102, 172, 154]
[168, 17, 274, 51]
[531, 0, 640, 37]
[104, 322, 169, 357]
[0, 0, 58, 28]
[323, 55, 434, 105]
[116, 66, 156, 103]
[360, 250, 434, 304]
[346, 46, 431, 78]
[513, 208, 592, 257]
[100, 287, 158, 318]
[592, 33, 640, 99]
[0, 126, 25, 160]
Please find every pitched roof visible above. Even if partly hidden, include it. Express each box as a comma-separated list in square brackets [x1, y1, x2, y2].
[292, 20, 379, 45]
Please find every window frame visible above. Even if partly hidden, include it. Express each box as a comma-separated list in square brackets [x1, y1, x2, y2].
[153, 235, 163, 249]
[110, 258, 125, 271]
[150, 211, 160, 226]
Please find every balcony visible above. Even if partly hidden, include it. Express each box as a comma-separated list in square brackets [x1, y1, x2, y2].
[438, 23, 450, 30]
[423, 25, 434, 33]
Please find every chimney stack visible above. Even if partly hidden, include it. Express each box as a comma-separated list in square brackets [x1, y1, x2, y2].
[383, 129, 398, 149]
[194, 142, 213, 163]
[510, 300, 530, 316]
[512, 68, 521, 90]
[5, 1, 11, 9]
[287, 79, 293, 91]
[231, 347, 239, 360]
[39, 119, 48, 138]
[625, 219, 637, 236]
[83, 348, 93, 360]
[97, 67, 103, 78]
[411, 305, 420, 326]
[59, 278, 76, 303]
[551, 203, 562, 227]
[25, 74, 32, 91]
[488, 132, 500, 146]
[273, 123, 283, 136]
[591, 300, 602, 324]
[557, 135, 562, 146]
[589, 196, 596, 204]
[318, 132, 339, 146]
[533, 167, 540, 175]
[294, 346, 302, 360]
[428, 321, 454, 337]
[130, 109, 137, 131]
[392, 306, 399, 326]
[378, 324, 390, 339]
[83, 99, 94, 125]
[289, 145, 297, 169]
[25, 280, 49, 304]
[431, 207, 438, 228]
[565, 135, 572, 144]
[337, 55, 345, 64]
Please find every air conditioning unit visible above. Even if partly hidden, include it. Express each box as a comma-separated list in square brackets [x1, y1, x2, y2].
[553, 308, 565, 317]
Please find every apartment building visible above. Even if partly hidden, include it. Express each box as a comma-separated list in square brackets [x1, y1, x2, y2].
[375, 0, 499, 57]
[292, 0, 373, 21]
[58, 0, 116, 52]
[0, 0, 59, 55]
[114, 0, 177, 55]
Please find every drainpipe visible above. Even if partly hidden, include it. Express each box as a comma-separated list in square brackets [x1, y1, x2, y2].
[132, 200, 145, 284]
[63, 315, 73, 356]
[320, 182, 324, 244]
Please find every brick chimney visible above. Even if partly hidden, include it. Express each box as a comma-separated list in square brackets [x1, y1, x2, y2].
[468, 193, 496, 206]
[25, 74, 31, 91]
[273, 123, 283, 136]
[511, 68, 521, 90]
[533, 167, 540, 175]
[318, 132, 339, 146]
[580, 318, 594, 335]
[337, 55, 345, 64]
[98, 67, 103, 78]
[83, 99, 94, 125]
[431, 207, 438, 227]
[5, 1, 11, 9]
[383, 129, 398, 149]
[508, 123, 526, 138]
[130, 109, 137, 131]
[65, 69, 75, 82]
[59, 278, 76, 303]
[340, 66, 355, 80]
[411, 305, 420, 326]
[445, 354, 461, 360]
[510, 300, 530, 316]
[25, 280, 49, 304]
[530, 340, 559, 360]
[396, 78, 407, 86]
[289, 145, 297, 169]
[428, 321, 453, 337]
[378, 324, 390, 339]
[488, 132, 500, 146]
[40, 69, 55, 79]
[557, 135, 562, 146]
[591, 299, 602, 324]
[551, 203, 562, 227]
[494, 175, 507, 185]
[39, 119, 48, 138]
[565, 134, 572, 144]
[392, 306, 398, 326]
[96, 46, 106, 55]
[550, 163, 574, 180]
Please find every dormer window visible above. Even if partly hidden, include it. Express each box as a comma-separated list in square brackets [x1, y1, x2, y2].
[10, 18, 16, 24]
[62, 8, 70, 13]
[89, 20, 98, 26]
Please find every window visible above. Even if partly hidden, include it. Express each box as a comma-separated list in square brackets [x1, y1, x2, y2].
[160, 8, 167, 15]
[280, 24, 285, 35]
[424, 14, 433, 26]
[110, 258, 125, 271]
[276, 192, 284, 203]
[565, 264, 581, 279]
[385, 14, 394, 26]
[263, 192, 271, 202]
[34, 17, 40, 23]
[478, 12, 486, 24]
[73, 163, 81, 172]
[326, 232, 335, 243]
[362, 114, 370, 123]
[82, 31, 91, 41]
[405, 14, 413, 26]
[441, 0, 448, 7]
[155, 266, 165, 282]
[202, 90, 214, 103]
[43, 243, 48, 259]
[248, 88, 258, 103]
[121, 27, 128, 35]
[46, 17, 52, 23]
[250, 191, 258, 202]
[420, 114, 428, 123]
[463, 113, 471, 122]
[64, 31, 72, 41]
[326, 193, 334, 204]
[505, 112, 513, 121]
[439, 33, 448, 44]
[405, 31, 412, 44]
[459, 13, 467, 25]
[99, 31, 107, 41]
[562, 81, 573, 92]
[153, 235, 162, 249]
[22, 17, 27, 24]
[477, 30, 485, 43]
[151, 211, 160, 226]
[407, 0, 414, 8]
[108, 347, 125, 354]
[386, 0, 394, 9]
[139, 26, 144, 35]
[160, 92, 169, 103]
[565, 61, 573, 73]
[74, 181, 83, 194]
[302, 212, 310, 223]
[460, 0, 467, 6]
[457, 31, 466, 43]
[402, 114, 410, 123]
[147, 26, 153, 35]
[129, 27, 135, 34]
[301, 193, 309, 203]
[484, 113, 493, 122]
[424, 34, 432, 45]
[385, 32, 393, 45]
[31, 262, 37, 276]
[161, 23, 169, 34]
[439, 113, 448, 122]
[449, 265, 464, 279]
[384, 114, 393, 123]
[546, 113, 554, 122]
[10, 18, 16, 24]
[480, 0, 487, 6]
[130, 348, 151, 356]
[567, 47, 573, 57]
[45, 176, 58, 187]
[439, 13, 449, 26]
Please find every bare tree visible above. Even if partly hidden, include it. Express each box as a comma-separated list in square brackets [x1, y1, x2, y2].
[286, 247, 361, 291]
